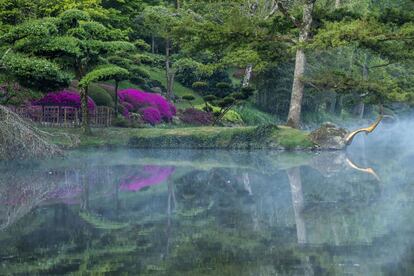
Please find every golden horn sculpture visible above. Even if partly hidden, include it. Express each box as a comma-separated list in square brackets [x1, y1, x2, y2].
[345, 115, 384, 145]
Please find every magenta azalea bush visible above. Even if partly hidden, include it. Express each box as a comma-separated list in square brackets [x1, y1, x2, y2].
[179, 108, 213, 126]
[118, 89, 176, 124]
[34, 90, 96, 110]
[141, 107, 162, 125]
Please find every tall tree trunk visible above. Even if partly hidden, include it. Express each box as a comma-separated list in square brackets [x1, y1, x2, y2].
[286, 1, 316, 128]
[114, 80, 119, 117]
[165, 38, 174, 100]
[80, 86, 91, 134]
[242, 64, 253, 87]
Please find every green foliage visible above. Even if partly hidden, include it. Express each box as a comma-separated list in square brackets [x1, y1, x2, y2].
[112, 116, 130, 128]
[196, 103, 243, 125]
[235, 104, 277, 126]
[134, 39, 151, 51]
[218, 96, 235, 108]
[1, 52, 71, 91]
[192, 81, 208, 90]
[203, 95, 216, 102]
[182, 95, 195, 101]
[88, 83, 114, 107]
[79, 65, 129, 87]
[1, 0, 413, 126]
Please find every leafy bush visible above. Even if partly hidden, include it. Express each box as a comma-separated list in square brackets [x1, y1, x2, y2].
[34, 90, 96, 110]
[118, 88, 176, 125]
[179, 108, 213, 126]
[88, 84, 114, 107]
[112, 117, 130, 128]
[195, 104, 243, 125]
[175, 58, 204, 87]
[235, 104, 277, 125]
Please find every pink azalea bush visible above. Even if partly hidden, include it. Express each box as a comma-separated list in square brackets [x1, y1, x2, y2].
[141, 107, 162, 125]
[34, 90, 96, 110]
[118, 88, 176, 124]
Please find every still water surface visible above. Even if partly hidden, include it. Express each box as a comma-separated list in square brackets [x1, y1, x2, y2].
[1, 131, 414, 275]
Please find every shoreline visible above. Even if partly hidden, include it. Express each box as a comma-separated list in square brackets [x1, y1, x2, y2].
[43, 125, 320, 151]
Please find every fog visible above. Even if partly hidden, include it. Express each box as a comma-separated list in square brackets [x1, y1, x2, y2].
[1, 118, 414, 274]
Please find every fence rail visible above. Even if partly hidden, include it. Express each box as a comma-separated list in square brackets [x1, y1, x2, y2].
[8, 106, 114, 127]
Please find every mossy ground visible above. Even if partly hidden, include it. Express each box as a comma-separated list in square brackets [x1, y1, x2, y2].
[43, 125, 314, 150]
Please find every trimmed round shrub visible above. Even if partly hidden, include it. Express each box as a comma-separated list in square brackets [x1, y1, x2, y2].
[179, 108, 213, 126]
[141, 107, 161, 125]
[34, 90, 96, 110]
[88, 84, 114, 107]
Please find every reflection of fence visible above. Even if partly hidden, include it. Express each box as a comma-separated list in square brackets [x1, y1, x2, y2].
[9, 106, 114, 127]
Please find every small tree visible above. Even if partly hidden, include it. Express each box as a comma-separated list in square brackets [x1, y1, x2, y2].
[204, 86, 255, 125]
[79, 65, 129, 132]
[58, 9, 135, 133]
[0, 18, 73, 92]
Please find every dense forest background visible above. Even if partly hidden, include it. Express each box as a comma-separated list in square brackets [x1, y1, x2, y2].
[1, 0, 413, 129]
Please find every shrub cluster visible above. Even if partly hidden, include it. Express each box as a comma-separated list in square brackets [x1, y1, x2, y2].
[118, 88, 176, 125]
[34, 90, 96, 110]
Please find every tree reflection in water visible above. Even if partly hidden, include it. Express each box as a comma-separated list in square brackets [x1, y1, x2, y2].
[0, 148, 413, 275]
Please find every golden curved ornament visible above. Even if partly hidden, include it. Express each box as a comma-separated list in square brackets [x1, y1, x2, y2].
[345, 115, 383, 145]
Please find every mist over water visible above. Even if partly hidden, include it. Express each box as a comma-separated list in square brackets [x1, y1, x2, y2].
[1, 119, 414, 275]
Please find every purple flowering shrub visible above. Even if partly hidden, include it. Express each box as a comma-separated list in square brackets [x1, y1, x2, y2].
[141, 107, 162, 125]
[179, 108, 213, 125]
[34, 90, 96, 110]
[118, 89, 176, 124]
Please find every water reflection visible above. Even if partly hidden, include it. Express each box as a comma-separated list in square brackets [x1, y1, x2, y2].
[0, 146, 413, 275]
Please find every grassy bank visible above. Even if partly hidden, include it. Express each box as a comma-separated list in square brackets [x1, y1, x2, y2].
[44, 125, 314, 150]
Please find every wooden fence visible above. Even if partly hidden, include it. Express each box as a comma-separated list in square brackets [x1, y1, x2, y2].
[9, 106, 114, 127]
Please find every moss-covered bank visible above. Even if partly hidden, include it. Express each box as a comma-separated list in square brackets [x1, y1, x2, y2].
[44, 125, 315, 150]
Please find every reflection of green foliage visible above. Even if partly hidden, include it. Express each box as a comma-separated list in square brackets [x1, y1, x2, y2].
[79, 211, 129, 230]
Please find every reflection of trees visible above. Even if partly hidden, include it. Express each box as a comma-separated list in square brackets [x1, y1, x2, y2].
[286, 167, 307, 245]
[2, 149, 414, 275]
[0, 167, 63, 230]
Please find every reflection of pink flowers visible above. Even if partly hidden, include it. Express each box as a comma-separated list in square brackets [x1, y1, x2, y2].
[120, 166, 175, 192]
[47, 186, 83, 204]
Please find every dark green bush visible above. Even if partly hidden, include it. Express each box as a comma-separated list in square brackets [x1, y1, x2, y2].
[112, 117, 130, 127]
[89, 84, 114, 107]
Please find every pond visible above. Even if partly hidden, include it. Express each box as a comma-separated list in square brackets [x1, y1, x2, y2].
[1, 125, 414, 275]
